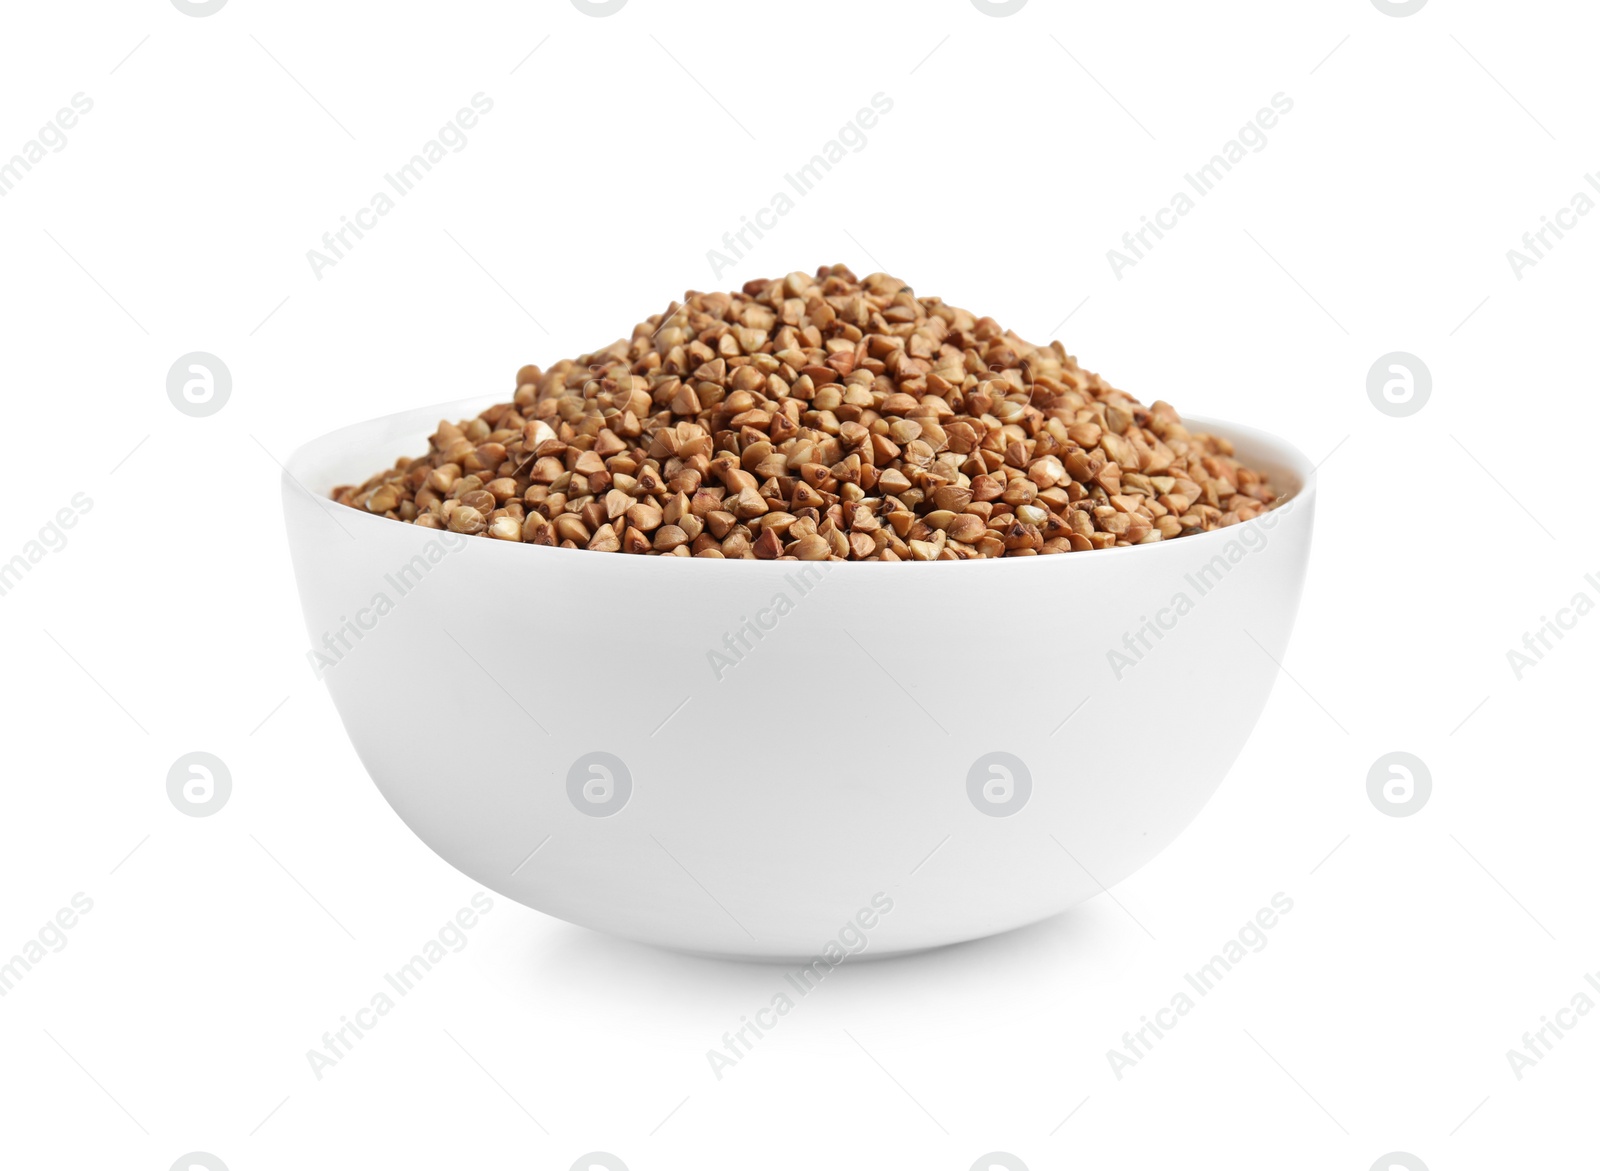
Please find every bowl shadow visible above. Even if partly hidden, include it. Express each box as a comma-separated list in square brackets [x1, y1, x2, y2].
[486, 899, 1138, 1031]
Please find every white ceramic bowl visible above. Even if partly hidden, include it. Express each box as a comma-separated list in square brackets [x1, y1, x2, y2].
[283, 397, 1315, 960]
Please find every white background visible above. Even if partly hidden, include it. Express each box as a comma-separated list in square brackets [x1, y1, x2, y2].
[1, 0, 1596, 1168]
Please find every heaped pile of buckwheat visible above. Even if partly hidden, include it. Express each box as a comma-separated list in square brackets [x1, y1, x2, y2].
[334, 265, 1278, 560]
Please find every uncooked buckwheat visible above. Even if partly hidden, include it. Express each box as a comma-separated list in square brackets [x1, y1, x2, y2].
[333, 265, 1280, 559]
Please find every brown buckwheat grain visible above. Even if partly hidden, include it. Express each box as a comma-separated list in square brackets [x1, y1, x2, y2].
[333, 265, 1279, 560]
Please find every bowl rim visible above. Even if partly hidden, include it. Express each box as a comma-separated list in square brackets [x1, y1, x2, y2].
[284, 394, 1317, 570]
